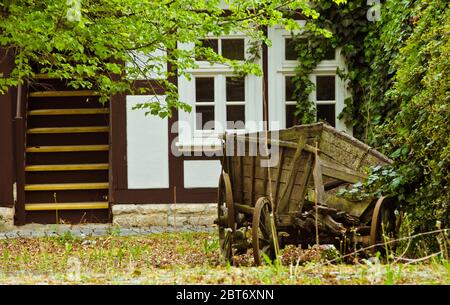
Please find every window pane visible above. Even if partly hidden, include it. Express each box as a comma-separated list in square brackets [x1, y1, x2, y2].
[324, 46, 335, 60]
[195, 77, 214, 103]
[226, 105, 245, 129]
[286, 104, 299, 128]
[316, 76, 335, 101]
[226, 77, 245, 102]
[196, 105, 215, 130]
[285, 76, 295, 101]
[317, 104, 335, 127]
[285, 38, 297, 60]
[196, 39, 219, 60]
[222, 39, 245, 60]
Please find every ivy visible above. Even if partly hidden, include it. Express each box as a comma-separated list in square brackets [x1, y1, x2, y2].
[290, 23, 333, 124]
[290, 0, 374, 129]
[295, 0, 449, 251]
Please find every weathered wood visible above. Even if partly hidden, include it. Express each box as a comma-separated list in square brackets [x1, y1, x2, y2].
[27, 126, 109, 134]
[307, 189, 372, 217]
[320, 157, 367, 183]
[26, 145, 109, 153]
[238, 156, 244, 204]
[25, 163, 109, 172]
[25, 182, 109, 191]
[312, 153, 326, 205]
[273, 146, 284, 209]
[25, 202, 108, 211]
[231, 134, 319, 155]
[321, 124, 392, 164]
[28, 108, 109, 116]
[250, 156, 255, 205]
[14, 117, 26, 225]
[277, 136, 307, 214]
[234, 203, 255, 215]
[29, 90, 99, 97]
[293, 153, 312, 214]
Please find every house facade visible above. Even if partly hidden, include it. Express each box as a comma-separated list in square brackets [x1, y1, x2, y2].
[0, 20, 351, 228]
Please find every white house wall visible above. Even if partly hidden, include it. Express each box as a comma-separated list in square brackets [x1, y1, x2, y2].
[183, 160, 222, 188]
[126, 95, 170, 189]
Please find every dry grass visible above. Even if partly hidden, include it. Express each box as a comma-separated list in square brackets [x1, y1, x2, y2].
[0, 232, 448, 284]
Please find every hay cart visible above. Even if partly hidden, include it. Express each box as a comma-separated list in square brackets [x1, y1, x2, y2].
[216, 123, 400, 265]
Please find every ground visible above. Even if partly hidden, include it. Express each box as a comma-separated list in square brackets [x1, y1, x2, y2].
[0, 230, 448, 284]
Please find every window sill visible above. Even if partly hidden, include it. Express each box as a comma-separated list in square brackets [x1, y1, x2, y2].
[176, 138, 223, 152]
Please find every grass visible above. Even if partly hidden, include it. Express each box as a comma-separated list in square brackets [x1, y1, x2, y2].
[0, 232, 448, 285]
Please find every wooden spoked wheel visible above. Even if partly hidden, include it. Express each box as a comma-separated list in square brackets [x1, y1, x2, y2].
[370, 196, 399, 255]
[217, 172, 236, 263]
[252, 197, 278, 266]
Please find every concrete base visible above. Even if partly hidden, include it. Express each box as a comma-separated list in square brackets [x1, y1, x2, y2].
[0, 207, 14, 231]
[112, 203, 216, 227]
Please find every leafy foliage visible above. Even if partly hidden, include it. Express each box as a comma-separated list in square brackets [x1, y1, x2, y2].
[0, 0, 323, 117]
[290, 0, 369, 125]
[374, 0, 450, 233]
[292, 0, 449, 249]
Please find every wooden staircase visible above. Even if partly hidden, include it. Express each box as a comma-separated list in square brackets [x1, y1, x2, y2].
[23, 82, 110, 224]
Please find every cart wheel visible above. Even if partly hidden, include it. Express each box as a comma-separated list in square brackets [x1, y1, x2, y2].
[218, 172, 236, 263]
[252, 197, 278, 266]
[370, 196, 400, 255]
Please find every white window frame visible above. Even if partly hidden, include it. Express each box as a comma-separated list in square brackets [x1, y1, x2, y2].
[177, 34, 263, 151]
[268, 22, 351, 134]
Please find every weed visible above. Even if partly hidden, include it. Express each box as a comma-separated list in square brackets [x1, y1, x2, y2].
[203, 237, 219, 255]
[56, 231, 78, 245]
[106, 226, 121, 237]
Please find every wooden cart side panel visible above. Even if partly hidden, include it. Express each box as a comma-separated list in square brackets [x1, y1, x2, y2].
[276, 136, 307, 214]
[319, 127, 391, 171]
[277, 124, 323, 142]
[319, 130, 369, 171]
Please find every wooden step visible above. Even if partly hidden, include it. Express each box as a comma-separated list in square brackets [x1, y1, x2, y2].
[26, 145, 109, 153]
[25, 182, 109, 191]
[27, 126, 109, 134]
[25, 202, 109, 211]
[29, 90, 100, 97]
[28, 108, 109, 116]
[25, 163, 109, 172]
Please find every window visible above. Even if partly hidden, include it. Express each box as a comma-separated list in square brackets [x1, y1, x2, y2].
[195, 77, 215, 130]
[196, 38, 245, 61]
[285, 76, 298, 128]
[178, 35, 263, 150]
[316, 75, 335, 101]
[195, 39, 219, 61]
[285, 37, 335, 61]
[315, 75, 336, 126]
[194, 76, 247, 131]
[267, 22, 345, 131]
[226, 77, 245, 129]
[285, 38, 297, 61]
[222, 39, 245, 60]
[284, 75, 337, 128]
[323, 46, 336, 60]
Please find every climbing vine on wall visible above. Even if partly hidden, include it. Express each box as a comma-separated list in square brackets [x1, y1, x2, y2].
[290, 0, 373, 134]
[293, 0, 450, 251]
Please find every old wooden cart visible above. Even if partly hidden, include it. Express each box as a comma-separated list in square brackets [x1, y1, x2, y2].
[216, 123, 400, 264]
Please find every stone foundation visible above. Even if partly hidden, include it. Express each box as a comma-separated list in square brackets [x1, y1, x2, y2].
[112, 203, 216, 227]
[0, 207, 14, 231]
